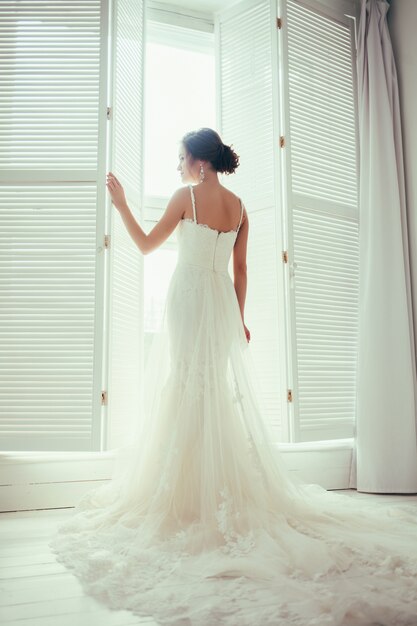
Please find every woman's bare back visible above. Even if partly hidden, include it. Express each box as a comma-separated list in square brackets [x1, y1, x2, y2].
[181, 183, 246, 233]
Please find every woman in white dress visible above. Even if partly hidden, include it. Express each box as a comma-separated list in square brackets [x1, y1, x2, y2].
[50, 128, 417, 626]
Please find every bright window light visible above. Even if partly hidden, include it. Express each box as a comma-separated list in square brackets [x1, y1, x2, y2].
[144, 247, 178, 362]
[144, 248, 177, 333]
[143, 33, 215, 197]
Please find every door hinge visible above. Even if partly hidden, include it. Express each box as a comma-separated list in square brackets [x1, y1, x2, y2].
[280, 136, 285, 148]
[282, 250, 288, 263]
[287, 389, 293, 403]
[101, 390, 108, 406]
[107, 106, 112, 120]
[104, 234, 110, 249]
[277, 17, 282, 29]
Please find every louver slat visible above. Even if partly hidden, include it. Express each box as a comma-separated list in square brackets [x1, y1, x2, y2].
[285, 0, 359, 441]
[0, 1, 106, 451]
[106, 0, 145, 450]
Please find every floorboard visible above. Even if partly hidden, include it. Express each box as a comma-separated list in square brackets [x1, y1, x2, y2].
[1, 490, 416, 626]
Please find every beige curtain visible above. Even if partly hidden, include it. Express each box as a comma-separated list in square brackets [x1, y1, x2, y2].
[349, 0, 417, 493]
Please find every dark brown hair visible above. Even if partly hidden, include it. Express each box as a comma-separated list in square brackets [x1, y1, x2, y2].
[181, 127, 240, 175]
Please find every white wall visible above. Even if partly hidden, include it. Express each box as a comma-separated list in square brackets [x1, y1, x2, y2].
[388, 0, 417, 359]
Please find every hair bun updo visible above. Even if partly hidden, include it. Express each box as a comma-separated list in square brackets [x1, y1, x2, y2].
[215, 143, 240, 175]
[181, 127, 240, 175]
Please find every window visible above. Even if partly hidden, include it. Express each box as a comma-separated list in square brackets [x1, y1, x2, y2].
[143, 21, 215, 198]
[144, 248, 177, 363]
[0, 0, 359, 459]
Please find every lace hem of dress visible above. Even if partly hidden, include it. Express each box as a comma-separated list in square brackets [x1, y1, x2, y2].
[50, 504, 417, 626]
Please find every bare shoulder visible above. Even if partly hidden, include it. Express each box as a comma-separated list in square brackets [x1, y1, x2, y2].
[169, 185, 191, 204]
[219, 185, 246, 204]
[220, 185, 248, 226]
[166, 186, 191, 218]
[220, 185, 239, 202]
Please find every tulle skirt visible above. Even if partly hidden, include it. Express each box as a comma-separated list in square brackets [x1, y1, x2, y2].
[49, 259, 417, 625]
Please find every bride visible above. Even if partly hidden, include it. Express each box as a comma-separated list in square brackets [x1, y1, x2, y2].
[50, 128, 417, 626]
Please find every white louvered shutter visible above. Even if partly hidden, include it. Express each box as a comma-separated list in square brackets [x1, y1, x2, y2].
[281, 0, 359, 441]
[0, 0, 108, 451]
[216, 0, 287, 441]
[105, 0, 145, 449]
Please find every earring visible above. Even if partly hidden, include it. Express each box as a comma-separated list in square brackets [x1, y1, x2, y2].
[199, 162, 205, 182]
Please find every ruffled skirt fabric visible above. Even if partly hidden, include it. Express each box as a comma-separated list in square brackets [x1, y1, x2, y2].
[49, 259, 417, 625]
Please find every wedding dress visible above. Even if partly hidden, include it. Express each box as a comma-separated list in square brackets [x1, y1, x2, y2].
[50, 184, 417, 626]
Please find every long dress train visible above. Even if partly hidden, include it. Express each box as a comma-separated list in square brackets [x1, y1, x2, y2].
[49, 184, 417, 626]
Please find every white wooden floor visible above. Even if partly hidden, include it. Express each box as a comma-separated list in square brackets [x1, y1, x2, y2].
[1, 490, 417, 626]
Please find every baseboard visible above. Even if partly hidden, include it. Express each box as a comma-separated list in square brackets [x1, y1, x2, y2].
[0, 441, 353, 512]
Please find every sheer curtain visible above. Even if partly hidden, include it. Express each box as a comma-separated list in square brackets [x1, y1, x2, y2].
[349, 0, 417, 493]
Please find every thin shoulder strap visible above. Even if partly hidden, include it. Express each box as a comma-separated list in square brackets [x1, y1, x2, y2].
[237, 198, 244, 231]
[189, 184, 197, 223]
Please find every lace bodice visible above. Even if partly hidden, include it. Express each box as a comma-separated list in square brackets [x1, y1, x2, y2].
[176, 185, 244, 273]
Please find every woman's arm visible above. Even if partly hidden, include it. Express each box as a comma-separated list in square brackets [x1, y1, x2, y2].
[106, 172, 186, 255]
[233, 210, 250, 342]
[234, 271, 247, 320]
